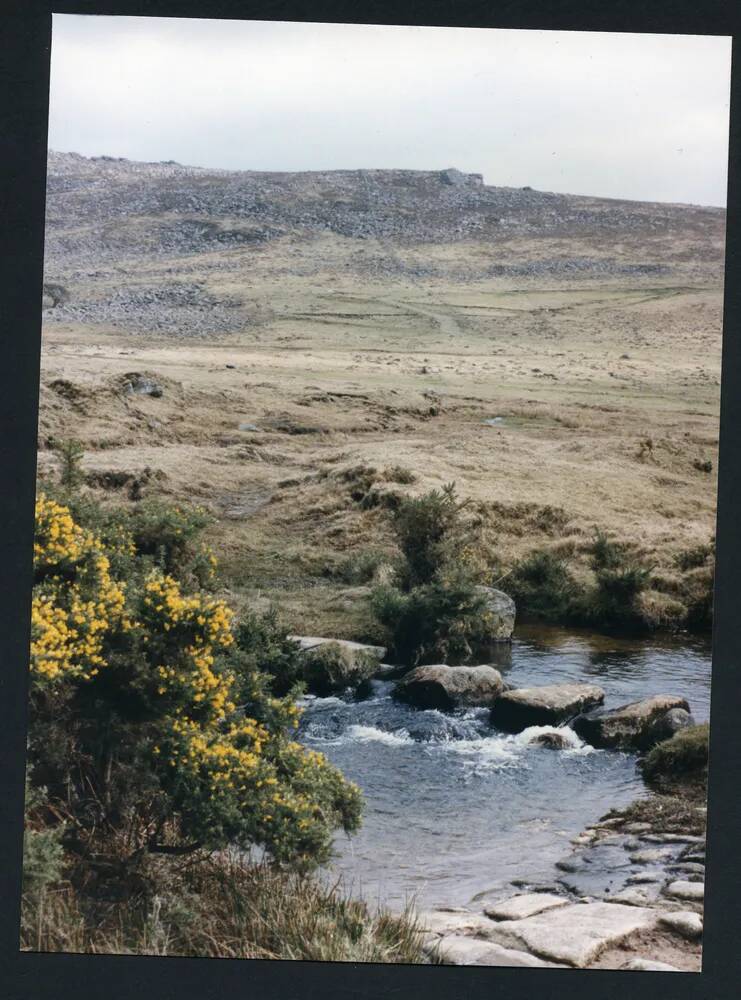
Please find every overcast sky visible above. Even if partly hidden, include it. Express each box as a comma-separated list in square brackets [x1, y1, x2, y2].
[49, 15, 732, 206]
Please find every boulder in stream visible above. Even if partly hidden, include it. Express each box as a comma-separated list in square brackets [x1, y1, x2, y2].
[474, 586, 516, 641]
[289, 636, 386, 695]
[490, 683, 605, 732]
[394, 663, 504, 710]
[571, 694, 693, 751]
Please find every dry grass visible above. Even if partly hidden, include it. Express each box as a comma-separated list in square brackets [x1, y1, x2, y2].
[21, 853, 430, 963]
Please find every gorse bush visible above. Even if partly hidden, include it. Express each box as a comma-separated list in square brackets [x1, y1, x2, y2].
[28, 494, 362, 871]
[369, 485, 493, 666]
[586, 531, 651, 630]
[392, 483, 463, 588]
[507, 549, 580, 623]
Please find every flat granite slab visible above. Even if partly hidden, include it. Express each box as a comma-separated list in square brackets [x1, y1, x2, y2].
[484, 893, 569, 921]
[430, 934, 566, 967]
[483, 901, 660, 968]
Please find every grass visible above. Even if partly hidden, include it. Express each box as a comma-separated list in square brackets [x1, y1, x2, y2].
[640, 724, 709, 792]
[600, 795, 706, 837]
[21, 853, 430, 963]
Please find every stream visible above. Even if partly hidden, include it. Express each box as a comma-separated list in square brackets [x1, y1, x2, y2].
[297, 626, 712, 910]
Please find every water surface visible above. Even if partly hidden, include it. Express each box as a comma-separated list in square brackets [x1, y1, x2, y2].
[298, 626, 711, 909]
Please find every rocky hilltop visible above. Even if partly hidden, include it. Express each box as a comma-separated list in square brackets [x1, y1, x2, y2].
[43, 150, 726, 337]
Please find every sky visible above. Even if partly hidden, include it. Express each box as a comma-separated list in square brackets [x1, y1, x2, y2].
[49, 15, 732, 206]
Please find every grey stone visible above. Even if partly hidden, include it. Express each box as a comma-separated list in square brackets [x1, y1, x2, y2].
[664, 880, 704, 902]
[490, 683, 605, 732]
[484, 893, 568, 921]
[429, 934, 561, 967]
[289, 637, 385, 695]
[394, 663, 504, 710]
[473, 586, 516, 641]
[482, 901, 660, 968]
[659, 911, 703, 940]
[625, 958, 681, 972]
[572, 695, 692, 750]
[630, 848, 675, 864]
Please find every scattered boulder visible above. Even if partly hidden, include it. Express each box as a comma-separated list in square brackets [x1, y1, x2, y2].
[288, 637, 385, 696]
[474, 586, 516, 641]
[572, 695, 692, 751]
[490, 683, 605, 732]
[393, 664, 504, 710]
[121, 372, 164, 398]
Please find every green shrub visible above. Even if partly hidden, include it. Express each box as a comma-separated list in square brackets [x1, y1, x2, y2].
[641, 724, 709, 792]
[586, 531, 651, 630]
[234, 610, 305, 697]
[372, 574, 488, 667]
[50, 438, 86, 491]
[22, 781, 65, 899]
[28, 493, 362, 873]
[392, 483, 464, 588]
[507, 549, 581, 622]
[675, 542, 714, 572]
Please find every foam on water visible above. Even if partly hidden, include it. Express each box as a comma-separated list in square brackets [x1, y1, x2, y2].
[345, 725, 414, 747]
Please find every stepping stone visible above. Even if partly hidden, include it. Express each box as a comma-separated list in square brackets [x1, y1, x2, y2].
[625, 958, 681, 972]
[484, 893, 568, 921]
[491, 682, 604, 732]
[626, 872, 665, 885]
[630, 848, 675, 864]
[482, 901, 660, 968]
[609, 886, 661, 907]
[668, 863, 705, 876]
[664, 880, 704, 902]
[430, 934, 563, 967]
[417, 910, 495, 938]
[659, 910, 703, 940]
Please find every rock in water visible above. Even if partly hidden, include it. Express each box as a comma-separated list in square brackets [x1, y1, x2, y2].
[526, 730, 574, 749]
[393, 664, 504, 710]
[572, 695, 692, 750]
[490, 683, 605, 732]
[474, 586, 516, 641]
[289, 637, 385, 695]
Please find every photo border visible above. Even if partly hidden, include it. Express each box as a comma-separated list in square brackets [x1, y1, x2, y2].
[1, 3, 739, 998]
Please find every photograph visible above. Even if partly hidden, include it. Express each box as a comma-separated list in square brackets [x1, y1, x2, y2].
[20, 13, 731, 972]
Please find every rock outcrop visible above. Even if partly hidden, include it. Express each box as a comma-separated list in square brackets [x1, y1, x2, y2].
[572, 694, 693, 750]
[490, 683, 605, 732]
[393, 664, 504, 710]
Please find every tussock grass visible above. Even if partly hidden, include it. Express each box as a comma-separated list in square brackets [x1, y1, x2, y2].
[21, 855, 429, 963]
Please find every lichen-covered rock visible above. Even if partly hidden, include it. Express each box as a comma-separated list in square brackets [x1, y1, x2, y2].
[289, 637, 385, 695]
[572, 695, 692, 750]
[394, 663, 504, 710]
[490, 683, 605, 732]
[474, 586, 516, 641]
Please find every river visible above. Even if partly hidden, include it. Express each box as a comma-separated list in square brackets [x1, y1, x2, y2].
[297, 626, 712, 910]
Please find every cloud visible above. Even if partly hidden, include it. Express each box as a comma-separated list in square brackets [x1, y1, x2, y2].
[49, 15, 731, 205]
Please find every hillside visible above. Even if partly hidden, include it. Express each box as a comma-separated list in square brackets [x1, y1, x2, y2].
[39, 151, 724, 636]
